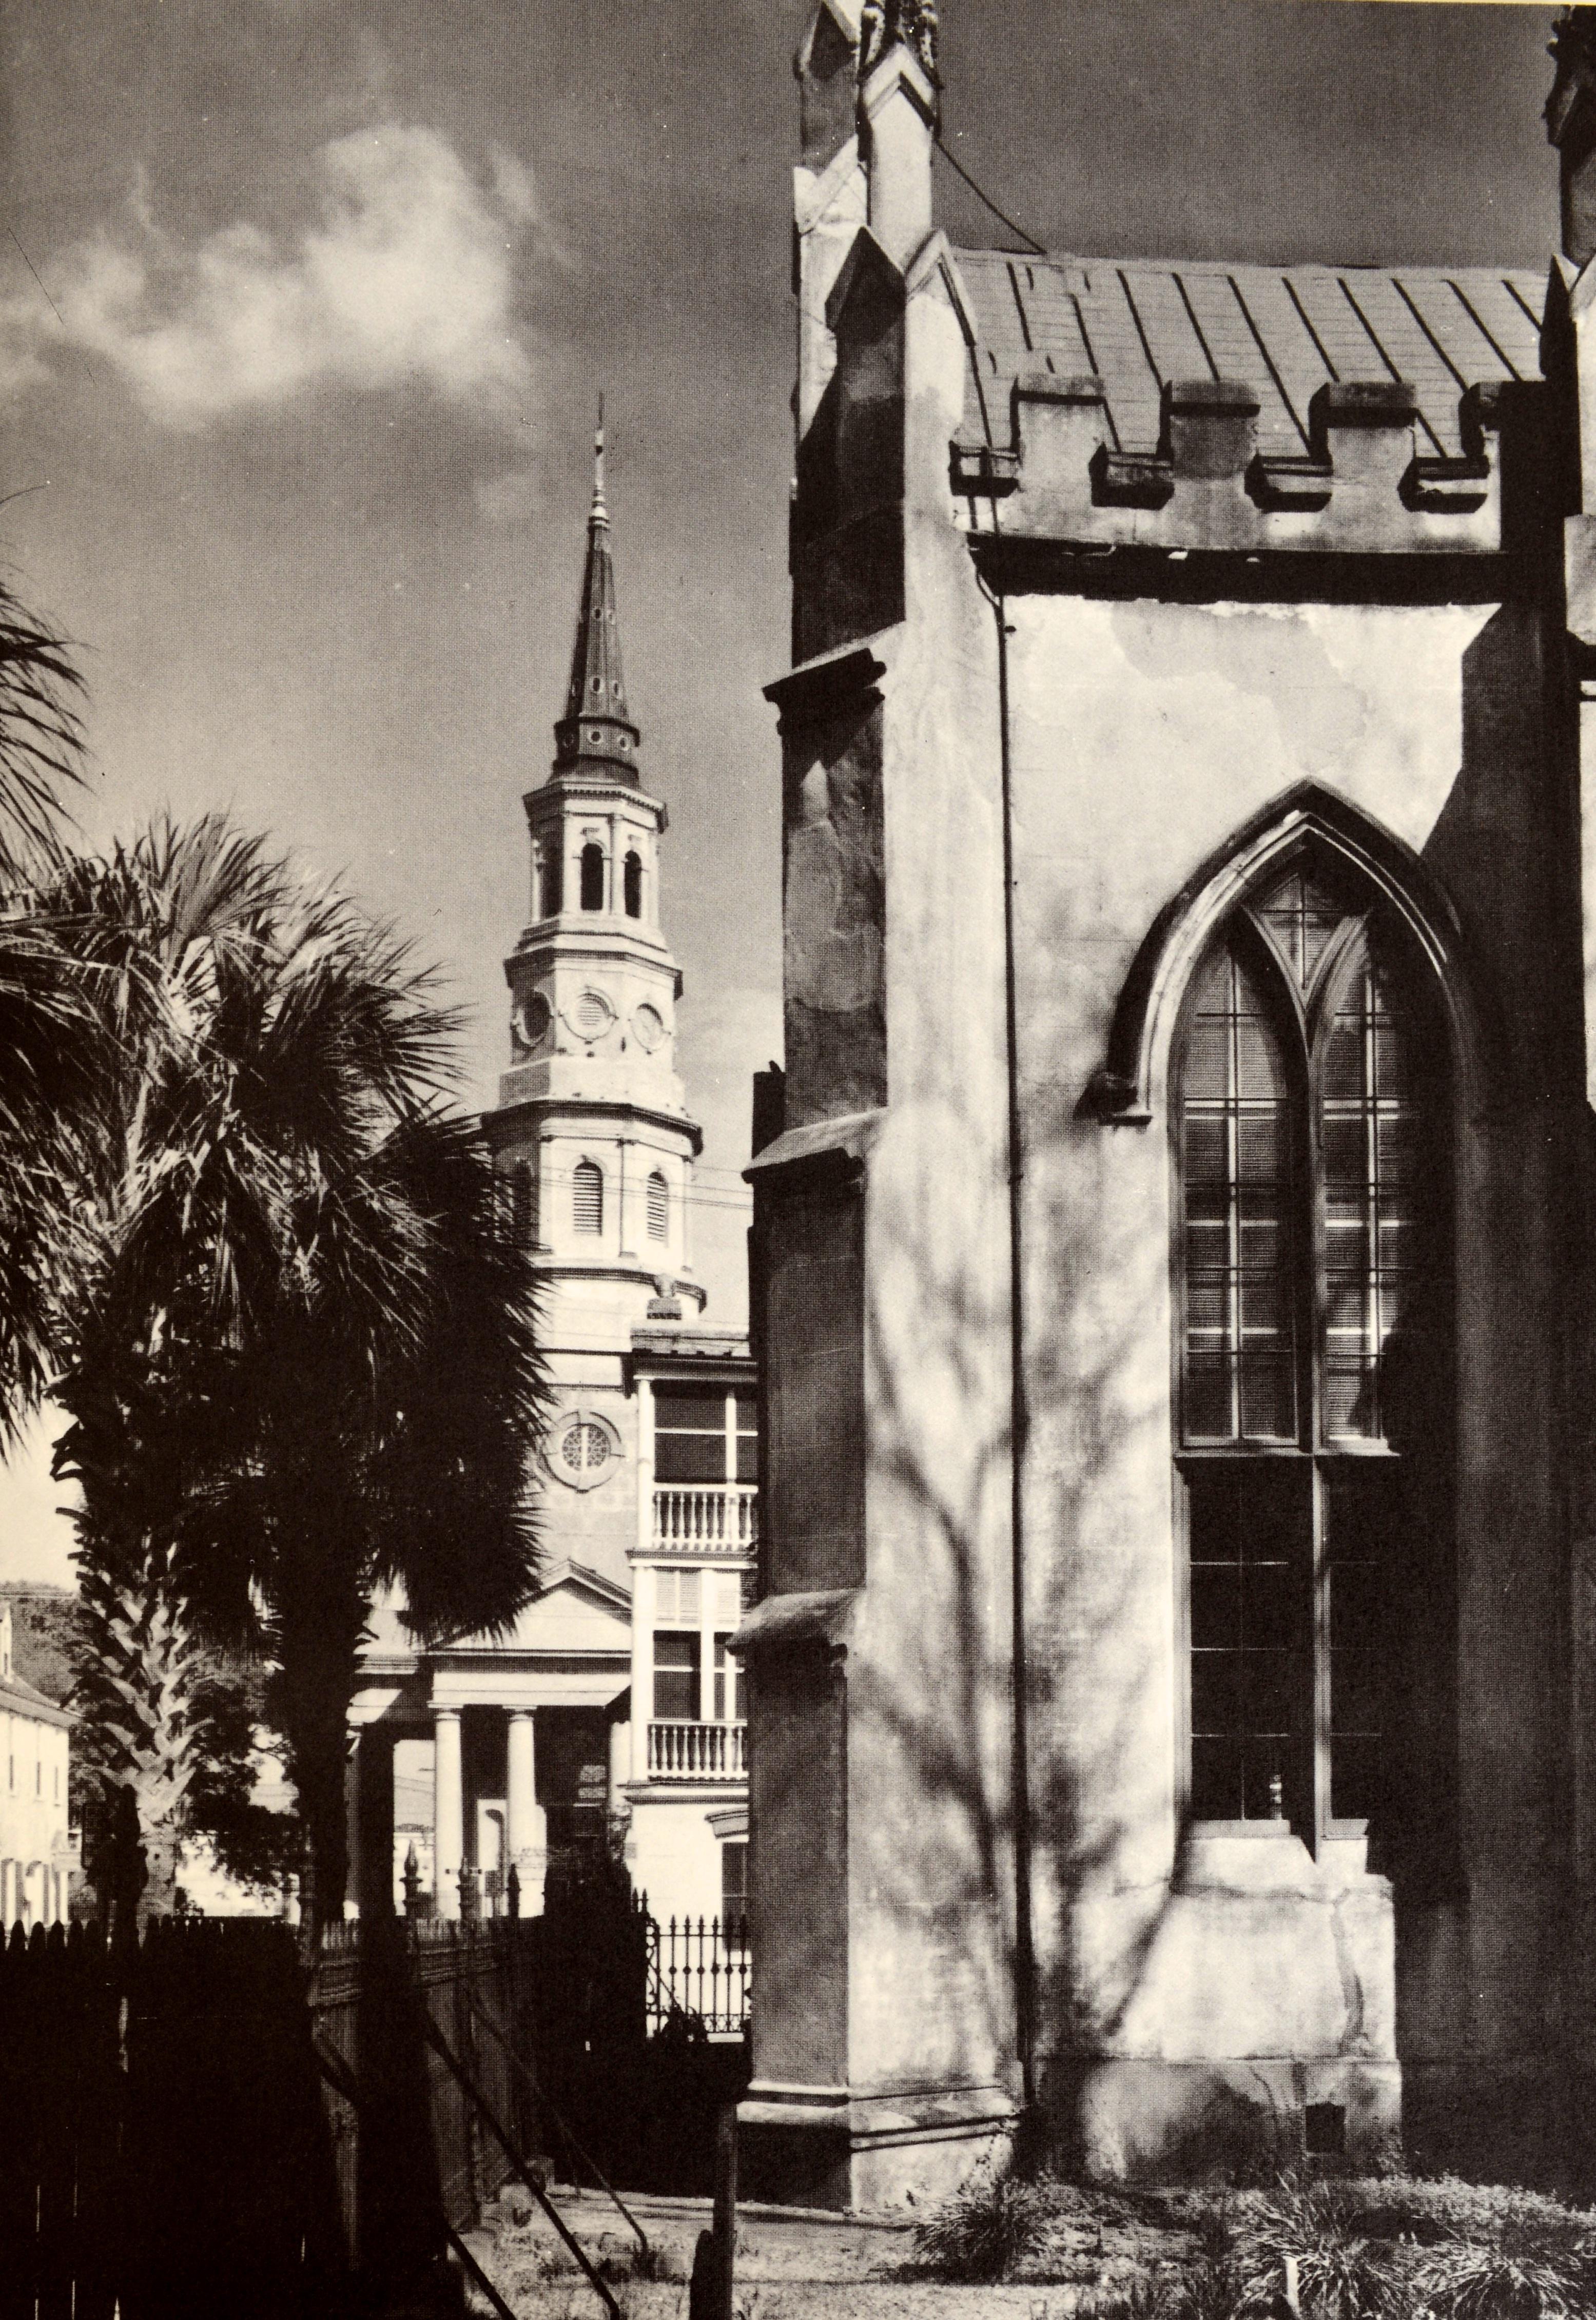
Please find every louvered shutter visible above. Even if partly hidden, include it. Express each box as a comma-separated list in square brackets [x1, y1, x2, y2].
[573, 1159, 604, 1234]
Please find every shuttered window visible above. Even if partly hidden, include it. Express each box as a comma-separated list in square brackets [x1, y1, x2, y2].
[647, 1170, 668, 1241]
[652, 1630, 700, 1721]
[511, 1163, 537, 1248]
[573, 1159, 604, 1235]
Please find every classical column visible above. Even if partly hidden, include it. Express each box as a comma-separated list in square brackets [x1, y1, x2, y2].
[433, 1708, 464, 1922]
[629, 1564, 654, 1785]
[609, 1716, 631, 1816]
[343, 1733, 361, 1921]
[505, 1712, 544, 1910]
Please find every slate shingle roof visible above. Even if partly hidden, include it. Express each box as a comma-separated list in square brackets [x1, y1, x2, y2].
[951, 249, 1548, 461]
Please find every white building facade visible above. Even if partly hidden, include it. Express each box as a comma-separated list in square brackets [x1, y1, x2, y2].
[0, 1602, 72, 1932]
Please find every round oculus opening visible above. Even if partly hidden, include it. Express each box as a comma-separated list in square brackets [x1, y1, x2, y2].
[561, 1421, 610, 1475]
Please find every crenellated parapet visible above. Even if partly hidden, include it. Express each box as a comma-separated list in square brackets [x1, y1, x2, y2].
[951, 370, 1532, 557]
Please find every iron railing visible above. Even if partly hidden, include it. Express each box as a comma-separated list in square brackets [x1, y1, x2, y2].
[639, 1906, 750, 2037]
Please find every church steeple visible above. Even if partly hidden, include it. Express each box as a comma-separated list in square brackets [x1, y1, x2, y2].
[488, 408, 705, 1340]
[553, 405, 643, 781]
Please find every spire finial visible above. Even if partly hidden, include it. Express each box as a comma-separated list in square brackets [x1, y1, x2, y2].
[552, 395, 639, 779]
[592, 395, 608, 526]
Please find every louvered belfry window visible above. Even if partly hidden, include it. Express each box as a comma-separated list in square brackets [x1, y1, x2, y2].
[572, 1159, 604, 1235]
[1175, 860, 1452, 1839]
[647, 1169, 668, 1241]
[511, 1163, 537, 1248]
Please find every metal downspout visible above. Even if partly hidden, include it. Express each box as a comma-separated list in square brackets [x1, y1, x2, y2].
[988, 566, 1037, 2117]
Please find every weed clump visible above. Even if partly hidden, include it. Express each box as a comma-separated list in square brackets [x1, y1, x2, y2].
[911, 2166, 1596, 2316]
[909, 2165, 1062, 2282]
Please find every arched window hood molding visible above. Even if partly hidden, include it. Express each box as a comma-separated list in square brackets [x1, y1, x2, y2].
[1082, 782, 1501, 1127]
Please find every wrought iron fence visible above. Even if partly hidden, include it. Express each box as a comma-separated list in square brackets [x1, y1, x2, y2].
[638, 1902, 750, 2037]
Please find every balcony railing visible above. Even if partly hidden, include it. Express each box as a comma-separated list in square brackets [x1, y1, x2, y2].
[651, 1484, 758, 1554]
[647, 1721, 748, 1779]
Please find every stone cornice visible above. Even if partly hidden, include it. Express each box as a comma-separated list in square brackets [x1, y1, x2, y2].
[764, 641, 888, 735]
[483, 1094, 704, 1156]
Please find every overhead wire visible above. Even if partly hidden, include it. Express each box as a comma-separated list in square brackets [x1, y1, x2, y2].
[933, 132, 1047, 256]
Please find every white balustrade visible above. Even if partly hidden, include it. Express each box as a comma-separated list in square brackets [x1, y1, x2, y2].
[651, 1485, 759, 1553]
[647, 1722, 749, 1778]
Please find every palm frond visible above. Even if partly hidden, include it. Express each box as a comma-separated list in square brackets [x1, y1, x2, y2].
[0, 580, 86, 882]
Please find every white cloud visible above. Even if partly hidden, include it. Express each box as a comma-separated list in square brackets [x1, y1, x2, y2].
[24, 126, 545, 435]
[0, 295, 51, 398]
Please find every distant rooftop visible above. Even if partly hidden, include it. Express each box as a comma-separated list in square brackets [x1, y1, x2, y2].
[951, 249, 1548, 461]
[0, 1668, 72, 1729]
[631, 1327, 752, 1362]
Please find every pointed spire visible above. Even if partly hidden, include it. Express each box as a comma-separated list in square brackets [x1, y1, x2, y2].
[553, 397, 642, 780]
[590, 393, 609, 525]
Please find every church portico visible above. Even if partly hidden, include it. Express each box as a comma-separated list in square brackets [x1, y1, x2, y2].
[349, 1651, 632, 1920]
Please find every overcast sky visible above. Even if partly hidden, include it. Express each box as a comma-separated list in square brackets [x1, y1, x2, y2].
[0, 0, 1565, 1581]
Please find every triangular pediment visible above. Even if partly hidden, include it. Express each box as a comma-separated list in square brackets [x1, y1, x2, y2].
[444, 1558, 632, 1656]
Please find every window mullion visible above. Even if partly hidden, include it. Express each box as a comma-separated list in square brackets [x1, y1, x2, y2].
[1363, 978, 1381, 1441]
[1311, 1457, 1330, 1852]
[1227, 959, 1243, 1440]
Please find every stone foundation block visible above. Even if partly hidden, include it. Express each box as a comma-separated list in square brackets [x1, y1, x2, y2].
[738, 2080, 1019, 2211]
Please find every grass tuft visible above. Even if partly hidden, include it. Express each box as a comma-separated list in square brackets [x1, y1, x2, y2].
[908, 2165, 1063, 2281]
[910, 2166, 1596, 2315]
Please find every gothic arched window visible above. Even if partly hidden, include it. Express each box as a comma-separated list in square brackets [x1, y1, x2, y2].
[1174, 860, 1453, 1844]
[624, 850, 643, 919]
[573, 1158, 604, 1236]
[580, 843, 606, 911]
[647, 1169, 669, 1241]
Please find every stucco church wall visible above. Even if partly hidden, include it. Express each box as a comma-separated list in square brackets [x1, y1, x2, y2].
[748, 251, 1019, 2179]
[1002, 588, 1580, 2174]
[840, 290, 1018, 2096]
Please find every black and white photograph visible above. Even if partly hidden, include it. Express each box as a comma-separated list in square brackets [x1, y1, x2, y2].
[4, 2, 1596, 2312]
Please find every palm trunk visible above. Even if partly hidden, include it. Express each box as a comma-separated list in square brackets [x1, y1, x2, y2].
[72, 1552, 202, 1932]
[278, 1570, 365, 1958]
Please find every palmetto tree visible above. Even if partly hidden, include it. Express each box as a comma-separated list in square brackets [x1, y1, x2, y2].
[49, 819, 546, 1931]
[0, 578, 86, 1432]
[184, 1115, 547, 1941]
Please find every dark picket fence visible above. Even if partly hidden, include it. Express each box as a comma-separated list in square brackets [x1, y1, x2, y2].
[0, 1895, 750, 2317]
[0, 1914, 541, 2319]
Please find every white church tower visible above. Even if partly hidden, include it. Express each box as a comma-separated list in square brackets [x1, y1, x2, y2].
[351, 420, 753, 1945]
[489, 416, 705, 1350]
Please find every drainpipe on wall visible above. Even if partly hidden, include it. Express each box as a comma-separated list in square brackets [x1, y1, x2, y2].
[982, 564, 1037, 2118]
